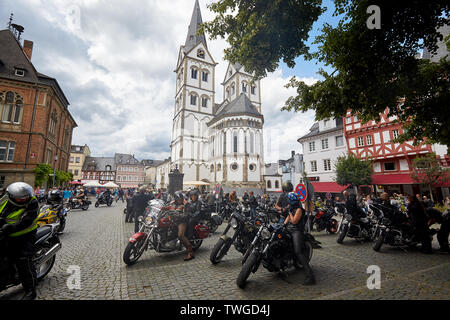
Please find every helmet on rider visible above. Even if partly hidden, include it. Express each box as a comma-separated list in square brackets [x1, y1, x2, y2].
[173, 191, 184, 205]
[282, 182, 294, 193]
[189, 189, 200, 202]
[48, 189, 63, 204]
[5, 182, 34, 207]
[288, 192, 299, 205]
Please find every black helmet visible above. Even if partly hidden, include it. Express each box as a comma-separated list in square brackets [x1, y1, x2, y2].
[189, 189, 200, 199]
[6, 182, 34, 207]
[173, 191, 184, 203]
[48, 189, 62, 203]
[282, 181, 293, 192]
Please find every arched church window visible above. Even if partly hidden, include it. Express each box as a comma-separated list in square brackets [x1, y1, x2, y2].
[242, 82, 247, 93]
[191, 67, 198, 79]
[250, 132, 254, 153]
[190, 94, 197, 106]
[275, 180, 279, 189]
[210, 164, 214, 172]
[231, 83, 235, 95]
[233, 132, 238, 153]
[251, 85, 256, 95]
[267, 180, 272, 189]
[217, 164, 222, 171]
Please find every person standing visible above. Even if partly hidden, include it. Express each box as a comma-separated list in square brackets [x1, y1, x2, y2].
[249, 191, 258, 220]
[132, 187, 152, 233]
[117, 188, 124, 203]
[407, 195, 432, 254]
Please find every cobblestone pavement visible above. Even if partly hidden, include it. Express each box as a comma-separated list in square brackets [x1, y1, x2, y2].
[1, 201, 448, 300]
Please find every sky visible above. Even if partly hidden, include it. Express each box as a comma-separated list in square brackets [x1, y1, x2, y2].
[1, 0, 339, 163]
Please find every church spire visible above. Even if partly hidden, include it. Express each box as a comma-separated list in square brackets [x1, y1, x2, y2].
[184, 0, 207, 52]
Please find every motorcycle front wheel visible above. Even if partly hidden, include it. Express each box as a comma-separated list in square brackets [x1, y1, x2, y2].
[236, 250, 258, 289]
[123, 239, 146, 265]
[327, 219, 339, 234]
[94, 201, 99, 208]
[337, 225, 348, 244]
[82, 204, 89, 211]
[34, 243, 56, 281]
[373, 231, 385, 252]
[210, 238, 232, 264]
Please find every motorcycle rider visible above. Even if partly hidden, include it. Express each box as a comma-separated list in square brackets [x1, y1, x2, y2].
[283, 192, 316, 285]
[132, 186, 153, 233]
[275, 182, 294, 223]
[172, 191, 195, 261]
[249, 191, 258, 220]
[75, 187, 85, 206]
[0, 182, 39, 300]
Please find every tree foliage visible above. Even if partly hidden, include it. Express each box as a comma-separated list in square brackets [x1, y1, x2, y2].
[33, 164, 73, 187]
[410, 153, 450, 200]
[202, 0, 450, 146]
[335, 153, 372, 187]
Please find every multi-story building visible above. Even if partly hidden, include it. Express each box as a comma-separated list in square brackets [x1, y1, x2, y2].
[68, 144, 91, 181]
[81, 156, 115, 184]
[278, 151, 303, 186]
[114, 153, 145, 188]
[344, 109, 449, 199]
[0, 27, 77, 188]
[155, 158, 171, 190]
[298, 118, 349, 195]
[263, 163, 282, 194]
[170, 0, 265, 194]
[141, 159, 164, 187]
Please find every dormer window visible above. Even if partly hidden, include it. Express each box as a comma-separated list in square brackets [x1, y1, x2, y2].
[15, 68, 25, 77]
[197, 49, 205, 59]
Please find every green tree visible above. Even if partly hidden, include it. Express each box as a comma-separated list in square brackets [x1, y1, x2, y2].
[33, 164, 53, 187]
[202, 0, 450, 146]
[334, 154, 372, 192]
[410, 153, 450, 202]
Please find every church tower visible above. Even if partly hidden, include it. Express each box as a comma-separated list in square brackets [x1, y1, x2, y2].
[171, 0, 218, 182]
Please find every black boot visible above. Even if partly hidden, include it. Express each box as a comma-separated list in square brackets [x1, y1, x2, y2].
[21, 288, 37, 300]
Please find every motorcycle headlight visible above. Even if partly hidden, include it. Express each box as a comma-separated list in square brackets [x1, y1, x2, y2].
[138, 216, 144, 223]
[261, 227, 271, 240]
[230, 218, 238, 229]
[145, 216, 153, 224]
[345, 214, 353, 220]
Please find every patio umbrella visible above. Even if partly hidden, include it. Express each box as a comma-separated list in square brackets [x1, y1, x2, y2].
[83, 181, 102, 187]
[103, 181, 119, 188]
[183, 181, 210, 186]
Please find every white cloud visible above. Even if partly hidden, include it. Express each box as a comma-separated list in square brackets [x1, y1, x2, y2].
[11, 0, 318, 162]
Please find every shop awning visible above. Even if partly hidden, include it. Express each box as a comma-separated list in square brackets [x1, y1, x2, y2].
[311, 182, 350, 193]
[371, 174, 414, 185]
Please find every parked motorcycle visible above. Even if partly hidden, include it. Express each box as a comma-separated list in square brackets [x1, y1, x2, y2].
[68, 197, 91, 210]
[199, 201, 223, 234]
[37, 203, 67, 234]
[95, 192, 113, 207]
[371, 204, 421, 252]
[309, 206, 339, 234]
[0, 223, 62, 293]
[336, 211, 375, 244]
[210, 205, 264, 265]
[123, 199, 210, 265]
[236, 223, 313, 288]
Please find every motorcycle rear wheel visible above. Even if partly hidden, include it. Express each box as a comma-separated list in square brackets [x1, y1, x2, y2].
[337, 225, 347, 244]
[123, 239, 146, 265]
[82, 205, 89, 211]
[237, 250, 258, 289]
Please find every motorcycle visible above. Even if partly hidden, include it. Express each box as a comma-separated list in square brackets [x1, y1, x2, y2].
[219, 201, 235, 221]
[309, 206, 339, 234]
[336, 210, 375, 244]
[210, 204, 264, 265]
[199, 201, 223, 234]
[371, 204, 421, 252]
[68, 197, 91, 210]
[0, 223, 62, 293]
[95, 192, 113, 207]
[123, 199, 210, 265]
[259, 200, 280, 224]
[236, 223, 314, 288]
[37, 203, 67, 234]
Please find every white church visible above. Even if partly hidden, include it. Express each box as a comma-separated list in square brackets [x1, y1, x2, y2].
[164, 0, 265, 194]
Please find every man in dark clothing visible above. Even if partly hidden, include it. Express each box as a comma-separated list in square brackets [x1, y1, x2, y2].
[0, 182, 39, 300]
[125, 197, 134, 223]
[249, 191, 258, 220]
[117, 188, 124, 203]
[407, 195, 432, 254]
[132, 187, 153, 233]
[426, 207, 449, 253]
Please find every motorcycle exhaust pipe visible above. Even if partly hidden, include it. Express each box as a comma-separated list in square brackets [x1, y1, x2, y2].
[39, 243, 62, 264]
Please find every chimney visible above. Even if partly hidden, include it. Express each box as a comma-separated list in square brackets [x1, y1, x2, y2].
[23, 40, 33, 61]
[291, 150, 295, 158]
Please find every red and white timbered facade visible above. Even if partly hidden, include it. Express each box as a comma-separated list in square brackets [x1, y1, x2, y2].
[344, 109, 449, 197]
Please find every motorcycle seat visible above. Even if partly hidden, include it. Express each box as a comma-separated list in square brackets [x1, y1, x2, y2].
[36, 225, 52, 239]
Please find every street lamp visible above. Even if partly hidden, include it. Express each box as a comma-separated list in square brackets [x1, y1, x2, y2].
[52, 155, 58, 188]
